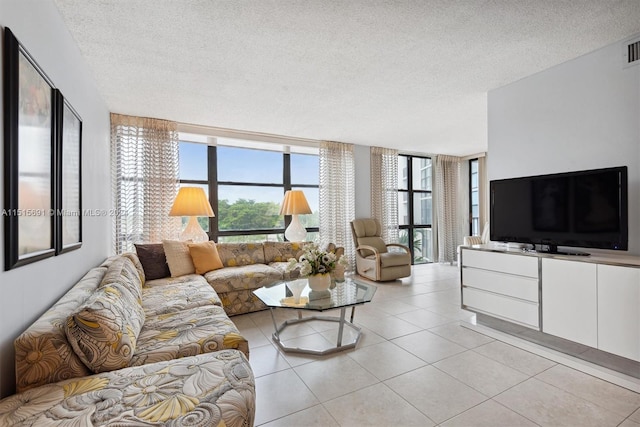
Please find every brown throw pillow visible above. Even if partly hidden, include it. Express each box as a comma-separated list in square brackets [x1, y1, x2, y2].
[134, 243, 170, 280]
[188, 241, 224, 275]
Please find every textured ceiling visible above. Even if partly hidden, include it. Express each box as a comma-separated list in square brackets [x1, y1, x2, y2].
[54, 0, 640, 156]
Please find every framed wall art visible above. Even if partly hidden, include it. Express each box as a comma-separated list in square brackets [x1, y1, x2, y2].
[55, 90, 83, 254]
[4, 28, 56, 269]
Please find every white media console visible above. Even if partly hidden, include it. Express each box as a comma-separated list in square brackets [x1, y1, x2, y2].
[460, 245, 640, 363]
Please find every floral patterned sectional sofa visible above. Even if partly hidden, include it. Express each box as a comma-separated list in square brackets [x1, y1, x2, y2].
[0, 241, 310, 426]
[205, 241, 305, 315]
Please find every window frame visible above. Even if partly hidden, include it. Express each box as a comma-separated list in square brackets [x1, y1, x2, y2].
[178, 142, 319, 242]
[469, 158, 479, 236]
[398, 154, 433, 264]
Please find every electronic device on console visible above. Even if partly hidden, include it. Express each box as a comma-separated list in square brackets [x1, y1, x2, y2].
[490, 166, 628, 256]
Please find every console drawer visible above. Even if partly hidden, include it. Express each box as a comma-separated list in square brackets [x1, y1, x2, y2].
[462, 267, 538, 302]
[463, 287, 539, 329]
[462, 249, 538, 278]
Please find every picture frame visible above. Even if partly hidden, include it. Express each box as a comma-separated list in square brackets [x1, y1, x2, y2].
[4, 28, 56, 270]
[55, 90, 83, 254]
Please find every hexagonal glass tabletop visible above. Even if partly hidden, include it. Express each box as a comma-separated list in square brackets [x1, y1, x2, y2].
[253, 276, 377, 311]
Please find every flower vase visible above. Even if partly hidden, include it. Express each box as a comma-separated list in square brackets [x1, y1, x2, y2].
[307, 273, 331, 291]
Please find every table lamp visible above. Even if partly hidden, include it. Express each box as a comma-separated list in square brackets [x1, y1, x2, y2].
[279, 190, 312, 242]
[169, 187, 214, 242]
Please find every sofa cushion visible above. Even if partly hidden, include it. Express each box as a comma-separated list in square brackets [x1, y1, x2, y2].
[0, 351, 255, 427]
[14, 267, 106, 392]
[163, 239, 196, 277]
[121, 252, 146, 285]
[377, 251, 412, 268]
[269, 261, 302, 280]
[100, 256, 144, 302]
[98, 255, 119, 269]
[352, 218, 382, 237]
[131, 305, 249, 365]
[65, 283, 145, 373]
[188, 241, 224, 274]
[217, 243, 265, 267]
[203, 264, 283, 294]
[263, 241, 305, 263]
[135, 243, 170, 280]
[357, 236, 388, 256]
[218, 289, 268, 316]
[142, 274, 223, 316]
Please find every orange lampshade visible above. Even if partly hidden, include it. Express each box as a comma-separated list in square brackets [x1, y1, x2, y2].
[279, 190, 312, 215]
[169, 187, 215, 217]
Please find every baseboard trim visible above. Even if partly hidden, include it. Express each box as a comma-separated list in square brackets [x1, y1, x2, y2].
[461, 321, 640, 393]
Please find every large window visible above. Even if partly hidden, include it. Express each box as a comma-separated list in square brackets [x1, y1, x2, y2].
[469, 158, 479, 236]
[178, 139, 319, 243]
[398, 155, 433, 264]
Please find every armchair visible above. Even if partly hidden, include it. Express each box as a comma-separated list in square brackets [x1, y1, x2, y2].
[459, 222, 490, 268]
[350, 218, 411, 281]
[463, 222, 490, 246]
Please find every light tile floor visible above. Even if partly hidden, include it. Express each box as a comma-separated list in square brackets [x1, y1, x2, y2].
[234, 263, 640, 426]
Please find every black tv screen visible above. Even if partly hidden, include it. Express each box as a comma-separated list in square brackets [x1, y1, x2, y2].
[490, 166, 628, 253]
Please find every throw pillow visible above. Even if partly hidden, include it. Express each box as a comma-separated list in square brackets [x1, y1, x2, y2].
[100, 256, 144, 302]
[134, 243, 170, 280]
[188, 241, 224, 274]
[65, 283, 145, 373]
[163, 239, 195, 277]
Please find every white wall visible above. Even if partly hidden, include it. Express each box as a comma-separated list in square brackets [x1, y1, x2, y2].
[0, 0, 111, 397]
[488, 35, 640, 256]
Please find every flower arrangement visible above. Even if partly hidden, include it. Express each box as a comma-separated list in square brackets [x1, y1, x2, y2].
[286, 243, 348, 277]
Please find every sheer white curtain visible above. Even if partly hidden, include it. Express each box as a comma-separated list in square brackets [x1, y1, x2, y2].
[459, 160, 470, 239]
[111, 114, 180, 254]
[319, 141, 356, 268]
[370, 146, 399, 243]
[478, 155, 489, 235]
[434, 155, 465, 263]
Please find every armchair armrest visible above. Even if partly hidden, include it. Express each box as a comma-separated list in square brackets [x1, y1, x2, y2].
[355, 244, 381, 258]
[385, 243, 410, 253]
[355, 245, 383, 267]
[463, 236, 483, 246]
[354, 244, 380, 277]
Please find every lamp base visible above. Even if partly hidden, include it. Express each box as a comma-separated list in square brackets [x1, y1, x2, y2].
[180, 216, 208, 242]
[284, 214, 307, 242]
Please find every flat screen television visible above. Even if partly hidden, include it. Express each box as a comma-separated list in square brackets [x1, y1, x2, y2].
[490, 166, 628, 255]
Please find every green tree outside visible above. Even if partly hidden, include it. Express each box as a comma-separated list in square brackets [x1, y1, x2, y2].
[218, 199, 283, 230]
[184, 199, 318, 242]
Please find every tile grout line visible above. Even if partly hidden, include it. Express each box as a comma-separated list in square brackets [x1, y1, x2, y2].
[247, 264, 640, 425]
[462, 322, 640, 393]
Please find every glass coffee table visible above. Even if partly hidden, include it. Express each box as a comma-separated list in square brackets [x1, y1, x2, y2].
[253, 277, 377, 355]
